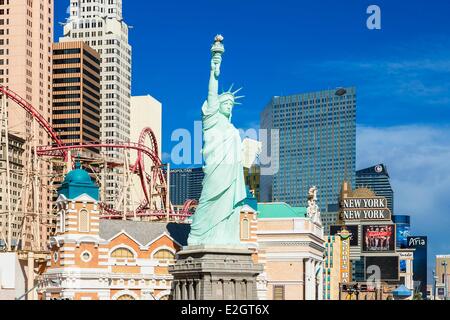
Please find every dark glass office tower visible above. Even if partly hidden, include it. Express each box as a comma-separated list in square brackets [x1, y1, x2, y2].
[356, 164, 394, 213]
[168, 168, 204, 206]
[408, 236, 428, 299]
[393, 215, 411, 249]
[260, 88, 357, 212]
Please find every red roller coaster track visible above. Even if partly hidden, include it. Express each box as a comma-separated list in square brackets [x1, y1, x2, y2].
[0, 85, 197, 220]
[0, 85, 67, 159]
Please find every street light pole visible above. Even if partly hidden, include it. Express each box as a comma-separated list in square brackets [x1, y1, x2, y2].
[433, 270, 437, 300]
[16, 283, 41, 301]
[166, 163, 171, 222]
[443, 261, 448, 300]
[16, 277, 62, 301]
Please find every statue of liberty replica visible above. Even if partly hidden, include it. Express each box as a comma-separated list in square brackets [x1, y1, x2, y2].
[170, 35, 262, 300]
[188, 35, 247, 246]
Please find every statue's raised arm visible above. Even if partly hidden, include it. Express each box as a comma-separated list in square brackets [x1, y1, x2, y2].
[204, 35, 225, 115]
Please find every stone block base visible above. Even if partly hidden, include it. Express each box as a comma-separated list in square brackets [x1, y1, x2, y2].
[169, 245, 263, 300]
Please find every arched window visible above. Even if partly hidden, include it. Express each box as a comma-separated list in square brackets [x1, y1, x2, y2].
[79, 209, 89, 233]
[117, 294, 135, 300]
[241, 218, 250, 240]
[111, 248, 134, 259]
[154, 249, 175, 261]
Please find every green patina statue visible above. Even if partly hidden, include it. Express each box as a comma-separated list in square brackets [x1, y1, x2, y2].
[187, 35, 247, 246]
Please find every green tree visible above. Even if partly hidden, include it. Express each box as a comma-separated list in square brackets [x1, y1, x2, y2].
[413, 292, 423, 300]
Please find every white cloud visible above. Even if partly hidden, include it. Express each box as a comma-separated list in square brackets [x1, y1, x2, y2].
[357, 125, 450, 278]
[386, 60, 450, 73]
[303, 57, 450, 103]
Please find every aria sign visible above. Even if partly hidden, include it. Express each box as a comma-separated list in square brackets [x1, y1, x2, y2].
[341, 197, 392, 221]
[407, 237, 427, 248]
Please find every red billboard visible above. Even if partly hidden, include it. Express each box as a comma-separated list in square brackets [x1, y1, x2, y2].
[362, 225, 396, 253]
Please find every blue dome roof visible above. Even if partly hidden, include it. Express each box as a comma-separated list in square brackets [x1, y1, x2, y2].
[63, 168, 93, 184]
[58, 161, 99, 201]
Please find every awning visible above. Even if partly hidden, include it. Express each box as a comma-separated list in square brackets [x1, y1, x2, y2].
[392, 285, 412, 297]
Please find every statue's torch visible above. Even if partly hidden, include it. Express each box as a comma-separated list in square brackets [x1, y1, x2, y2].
[211, 35, 225, 77]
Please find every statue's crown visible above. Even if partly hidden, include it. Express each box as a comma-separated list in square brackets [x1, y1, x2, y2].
[219, 84, 245, 105]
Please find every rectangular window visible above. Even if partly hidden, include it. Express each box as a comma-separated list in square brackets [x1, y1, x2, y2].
[79, 210, 90, 233]
[53, 67, 81, 74]
[53, 48, 81, 55]
[273, 286, 285, 300]
[53, 58, 81, 65]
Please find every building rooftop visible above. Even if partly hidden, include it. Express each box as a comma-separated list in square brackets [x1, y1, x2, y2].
[99, 220, 191, 246]
[257, 202, 307, 219]
[58, 162, 99, 201]
[356, 163, 390, 178]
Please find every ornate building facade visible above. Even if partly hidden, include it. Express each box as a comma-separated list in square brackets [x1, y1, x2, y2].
[324, 182, 412, 300]
[39, 163, 189, 300]
[39, 164, 325, 300]
[256, 197, 325, 300]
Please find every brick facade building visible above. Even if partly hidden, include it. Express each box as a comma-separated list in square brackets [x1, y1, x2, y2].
[39, 163, 189, 300]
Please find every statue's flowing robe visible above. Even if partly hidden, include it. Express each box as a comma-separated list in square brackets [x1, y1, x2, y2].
[187, 101, 247, 246]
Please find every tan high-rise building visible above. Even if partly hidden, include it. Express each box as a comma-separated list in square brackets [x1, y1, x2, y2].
[0, 0, 54, 251]
[52, 41, 101, 155]
[0, 133, 25, 250]
[61, 0, 132, 208]
[436, 255, 450, 300]
[129, 95, 162, 209]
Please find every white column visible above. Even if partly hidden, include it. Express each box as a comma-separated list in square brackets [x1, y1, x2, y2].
[305, 258, 314, 300]
[317, 262, 324, 301]
[304, 258, 310, 300]
[311, 260, 317, 300]
[176, 282, 181, 300]
[27, 252, 35, 300]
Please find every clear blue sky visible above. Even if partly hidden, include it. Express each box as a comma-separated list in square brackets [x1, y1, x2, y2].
[55, 0, 450, 278]
[55, 0, 450, 142]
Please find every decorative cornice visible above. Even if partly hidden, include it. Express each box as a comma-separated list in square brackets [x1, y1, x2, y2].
[259, 240, 325, 252]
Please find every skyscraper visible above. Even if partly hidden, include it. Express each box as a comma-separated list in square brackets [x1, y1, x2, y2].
[260, 88, 357, 212]
[408, 236, 428, 299]
[60, 0, 132, 207]
[130, 95, 162, 208]
[52, 41, 101, 155]
[0, 134, 25, 249]
[392, 215, 411, 249]
[168, 168, 204, 206]
[356, 164, 394, 213]
[130, 95, 162, 157]
[0, 0, 54, 250]
[435, 254, 449, 300]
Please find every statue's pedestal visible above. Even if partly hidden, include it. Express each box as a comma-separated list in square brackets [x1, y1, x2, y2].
[169, 245, 263, 300]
